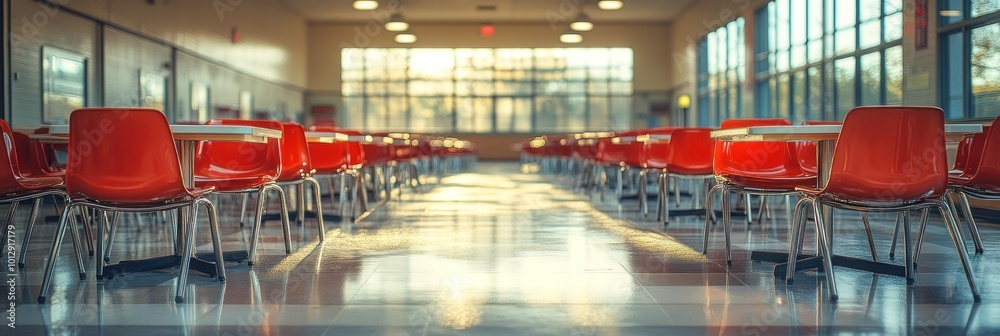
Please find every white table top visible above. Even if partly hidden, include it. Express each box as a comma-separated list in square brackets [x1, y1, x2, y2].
[304, 132, 395, 145]
[711, 124, 982, 142]
[45, 124, 283, 144]
[613, 134, 672, 144]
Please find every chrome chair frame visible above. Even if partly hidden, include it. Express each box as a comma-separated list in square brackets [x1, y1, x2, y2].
[39, 195, 226, 303]
[277, 175, 326, 239]
[3, 189, 85, 273]
[786, 194, 980, 302]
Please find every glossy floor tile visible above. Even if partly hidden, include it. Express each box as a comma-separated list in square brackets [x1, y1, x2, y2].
[8, 162, 1000, 335]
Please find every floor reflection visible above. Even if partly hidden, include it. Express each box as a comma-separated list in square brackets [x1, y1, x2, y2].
[9, 162, 1000, 334]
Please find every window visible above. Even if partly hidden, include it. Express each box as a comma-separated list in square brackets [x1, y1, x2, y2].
[696, 18, 746, 126]
[341, 48, 633, 133]
[940, 1, 1000, 119]
[754, 0, 903, 123]
[42, 47, 87, 124]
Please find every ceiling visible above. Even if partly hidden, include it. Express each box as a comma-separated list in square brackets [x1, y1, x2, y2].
[280, 0, 696, 23]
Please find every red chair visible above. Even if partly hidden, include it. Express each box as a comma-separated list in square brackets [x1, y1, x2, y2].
[38, 108, 225, 304]
[305, 127, 351, 217]
[787, 106, 980, 302]
[276, 122, 326, 238]
[912, 121, 997, 258]
[645, 128, 715, 225]
[0, 122, 83, 273]
[308, 126, 372, 219]
[194, 119, 292, 266]
[630, 127, 681, 216]
[794, 120, 880, 262]
[703, 118, 815, 265]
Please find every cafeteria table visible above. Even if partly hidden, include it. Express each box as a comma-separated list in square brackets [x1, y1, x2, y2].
[44, 124, 282, 278]
[710, 123, 982, 278]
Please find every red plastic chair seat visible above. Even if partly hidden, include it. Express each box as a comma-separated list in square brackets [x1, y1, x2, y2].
[715, 119, 815, 190]
[724, 174, 816, 190]
[15, 176, 63, 190]
[195, 175, 276, 191]
[194, 119, 282, 192]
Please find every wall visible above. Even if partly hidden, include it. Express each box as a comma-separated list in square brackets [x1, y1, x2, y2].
[307, 21, 675, 159]
[7, 0, 307, 125]
[58, 0, 308, 87]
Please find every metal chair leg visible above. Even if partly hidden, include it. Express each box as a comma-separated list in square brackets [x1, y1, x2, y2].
[937, 202, 982, 302]
[175, 200, 201, 303]
[273, 186, 293, 254]
[785, 198, 810, 284]
[296, 183, 306, 226]
[238, 193, 249, 228]
[703, 184, 721, 254]
[956, 192, 985, 254]
[103, 212, 121, 263]
[638, 170, 648, 216]
[248, 189, 268, 266]
[202, 199, 227, 282]
[306, 177, 326, 241]
[722, 185, 733, 265]
[37, 203, 79, 303]
[889, 213, 901, 260]
[902, 211, 914, 284]
[913, 209, 929, 267]
[811, 200, 838, 302]
[2, 203, 19, 248]
[860, 212, 879, 262]
[18, 198, 43, 268]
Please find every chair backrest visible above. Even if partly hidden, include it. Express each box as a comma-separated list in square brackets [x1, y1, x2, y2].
[959, 125, 991, 178]
[666, 128, 715, 174]
[308, 125, 366, 167]
[11, 131, 49, 177]
[66, 108, 189, 203]
[714, 118, 802, 179]
[277, 122, 313, 181]
[966, 118, 1000, 190]
[639, 128, 681, 169]
[796, 120, 844, 174]
[0, 120, 29, 193]
[824, 106, 947, 203]
[197, 119, 282, 187]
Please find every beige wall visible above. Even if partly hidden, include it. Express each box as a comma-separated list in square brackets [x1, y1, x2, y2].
[58, 0, 308, 88]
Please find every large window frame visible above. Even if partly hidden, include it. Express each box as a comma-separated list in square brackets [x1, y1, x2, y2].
[696, 18, 747, 127]
[939, 0, 1000, 120]
[754, 0, 903, 123]
[341, 48, 634, 134]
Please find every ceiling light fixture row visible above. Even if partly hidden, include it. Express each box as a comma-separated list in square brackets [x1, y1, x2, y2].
[355, 1, 416, 44]
[561, 0, 623, 44]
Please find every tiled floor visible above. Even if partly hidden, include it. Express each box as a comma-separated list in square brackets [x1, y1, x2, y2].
[8, 162, 1000, 335]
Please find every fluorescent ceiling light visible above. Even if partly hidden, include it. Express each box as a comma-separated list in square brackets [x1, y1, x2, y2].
[570, 12, 594, 32]
[598, 0, 623, 11]
[560, 32, 583, 44]
[395, 32, 417, 44]
[353, 0, 379, 11]
[385, 13, 409, 31]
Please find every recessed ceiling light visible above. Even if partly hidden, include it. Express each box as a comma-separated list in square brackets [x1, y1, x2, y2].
[570, 12, 594, 32]
[395, 32, 417, 44]
[385, 13, 409, 32]
[598, 0, 624, 11]
[560, 31, 583, 44]
[353, 0, 379, 11]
